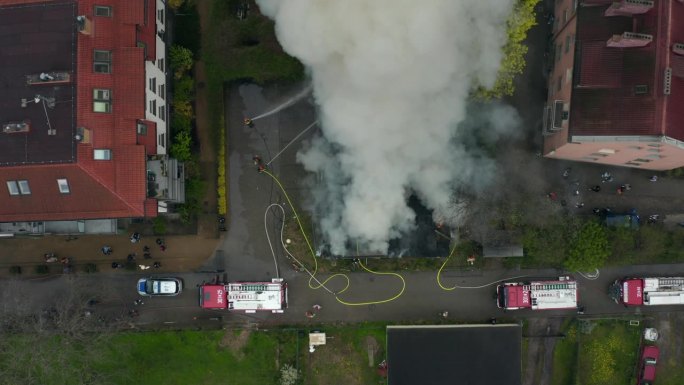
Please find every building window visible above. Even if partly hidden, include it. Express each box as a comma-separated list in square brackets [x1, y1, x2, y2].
[149, 77, 156, 92]
[149, 99, 156, 115]
[17, 180, 31, 195]
[625, 162, 641, 166]
[573, 0, 578, 11]
[57, 178, 70, 194]
[94, 5, 112, 17]
[563, 9, 568, 23]
[157, 58, 164, 72]
[94, 149, 112, 160]
[555, 44, 562, 62]
[137, 121, 148, 135]
[159, 105, 166, 121]
[634, 158, 651, 163]
[93, 50, 111, 73]
[557, 76, 562, 92]
[6, 181, 19, 196]
[158, 8, 164, 24]
[565, 35, 571, 53]
[158, 133, 165, 146]
[158, 84, 165, 99]
[93, 89, 111, 113]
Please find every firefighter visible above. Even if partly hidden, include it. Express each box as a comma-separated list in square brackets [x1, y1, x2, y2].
[243, 118, 253, 127]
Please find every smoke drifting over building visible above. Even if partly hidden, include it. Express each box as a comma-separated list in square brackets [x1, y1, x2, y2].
[257, 0, 520, 255]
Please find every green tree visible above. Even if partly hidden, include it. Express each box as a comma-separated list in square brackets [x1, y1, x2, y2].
[477, 0, 540, 98]
[169, 45, 194, 79]
[564, 221, 611, 271]
[170, 131, 192, 162]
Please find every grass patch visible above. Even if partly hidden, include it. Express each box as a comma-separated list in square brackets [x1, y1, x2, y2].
[550, 320, 578, 385]
[302, 323, 386, 385]
[577, 320, 641, 385]
[1, 330, 300, 385]
[1, 325, 389, 385]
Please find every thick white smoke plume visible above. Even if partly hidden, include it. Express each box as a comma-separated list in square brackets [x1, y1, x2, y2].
[257, 0, 519, 255]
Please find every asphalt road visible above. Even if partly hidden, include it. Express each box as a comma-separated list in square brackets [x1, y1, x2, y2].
[10, 261, 684, 329]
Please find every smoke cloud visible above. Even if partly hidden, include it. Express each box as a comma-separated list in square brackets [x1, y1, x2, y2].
[257, 0, 520, 255]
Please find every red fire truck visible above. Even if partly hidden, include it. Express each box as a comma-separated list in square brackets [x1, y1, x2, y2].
[199, 278, 287, 313]
[610, 277, 684, 306]
[496, 276, 578, 310]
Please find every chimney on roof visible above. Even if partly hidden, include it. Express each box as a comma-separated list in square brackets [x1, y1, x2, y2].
[604, 0, 654, 16]
[76, 15, 92, 35]
[674, 43, 684, 56]
[607, 32, 653, 48]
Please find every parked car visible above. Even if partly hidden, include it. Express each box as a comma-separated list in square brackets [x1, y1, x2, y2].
[637, 345, 659, 385]
[137, 277, 182, 296]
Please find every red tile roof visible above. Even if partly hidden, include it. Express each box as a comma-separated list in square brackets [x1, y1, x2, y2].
[664, 1, 684, 139]
[570, 0, 684, 140]
[0, 0, 159, 221]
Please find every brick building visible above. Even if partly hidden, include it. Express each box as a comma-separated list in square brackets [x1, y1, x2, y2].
[543, 0, 684, 170]
[0, 0, 183, 235]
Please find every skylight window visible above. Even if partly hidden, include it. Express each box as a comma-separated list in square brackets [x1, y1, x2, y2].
[94, 149, 112, 160]
[6, 181, 19, 196]
[57, 179, 70, 194]
[17, 180, 30, 195]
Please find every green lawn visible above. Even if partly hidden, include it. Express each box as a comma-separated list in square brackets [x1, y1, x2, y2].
[577, 320, 641, 385]
[0, 324, 390, 385]
[0, 329, 299, 385]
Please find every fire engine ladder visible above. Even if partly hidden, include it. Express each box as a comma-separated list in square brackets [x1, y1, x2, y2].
[531, 283, 569, 291]
[658, 278, 684, 287]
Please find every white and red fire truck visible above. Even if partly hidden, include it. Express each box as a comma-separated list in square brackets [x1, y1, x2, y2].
[610, 277, 684, 306]
[199, 278, 287, 313]
[496, 276, 578, 310]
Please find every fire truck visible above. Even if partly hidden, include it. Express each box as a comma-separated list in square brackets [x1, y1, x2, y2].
[610, 277, 684, 306]
[496, 276, 578, 310]
[199, 278, 287, 313]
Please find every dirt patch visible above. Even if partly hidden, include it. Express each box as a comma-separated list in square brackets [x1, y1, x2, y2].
[365, 336, 379, 367]
[219, 329, 251, 359]
[523, 317, 564, 385]
[305, 337, 365, 385]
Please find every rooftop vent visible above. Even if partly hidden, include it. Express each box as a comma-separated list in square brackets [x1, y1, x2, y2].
[674, 43, 684, 56]
[634, 84, 649, 95]
[76, 15, 92, 35]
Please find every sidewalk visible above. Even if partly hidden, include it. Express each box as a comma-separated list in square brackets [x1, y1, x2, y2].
[0, 231, 220, 278]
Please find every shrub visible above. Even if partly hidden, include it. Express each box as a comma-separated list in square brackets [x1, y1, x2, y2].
[169, 45, 194, 79]
[170, 131, 193, 162]
[35, 265, 50, 275]
[172, 100, 193, 121]
[9, 266, 21, 275]
[153, 216, 167, 235]
[174, 76, 195, 103]
[279, 364, 300, 385]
